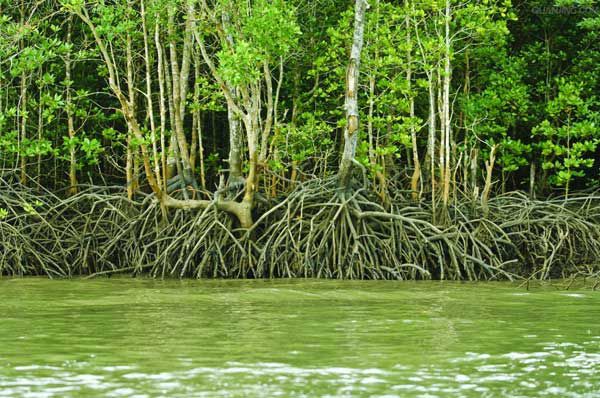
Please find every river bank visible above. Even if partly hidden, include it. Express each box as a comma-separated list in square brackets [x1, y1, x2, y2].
[2, 177, 600, 281]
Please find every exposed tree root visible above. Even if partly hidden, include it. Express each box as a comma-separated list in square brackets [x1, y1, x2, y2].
[257, 177, 516, 280]
[1, 175, 599, 281]
[482, 192, 600, 279]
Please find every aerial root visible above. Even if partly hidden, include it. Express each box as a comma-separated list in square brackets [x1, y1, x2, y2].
[257, 178, 520, 280]
[1, 175, 599, 281]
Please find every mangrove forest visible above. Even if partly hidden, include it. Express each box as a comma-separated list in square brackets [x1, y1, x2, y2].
[1, 0, 600, 280]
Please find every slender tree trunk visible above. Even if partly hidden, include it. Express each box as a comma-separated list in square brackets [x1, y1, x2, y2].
[163, 40, 178, 182]
[406, 0, 421, 202]
[36, 67, 43, 183]
[141, 0, 161, 190]
[367, 74, 376, 172]
[125, 18, 138, 199]
[442, 0, 452, 209]
[18, 2, 27, 184]
[482, 145, 497, 216]
[220, 11, 245, 189]
[470, 147, 479, 200]
[167, 7, 195, 187]
[259, 61, 274, 164]
[155, 17, 168, 192]
[227, 91, 244, 187]
[19, 72, 27, 184]
[427, 72, 436, 212]
[66, 17, 78, 195]
[338, 0, 368, 189]
[529, 162, 536, 199]
[437, 69, 444, 210]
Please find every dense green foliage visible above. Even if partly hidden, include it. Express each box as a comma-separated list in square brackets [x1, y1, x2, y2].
[0, 0, 597, 196]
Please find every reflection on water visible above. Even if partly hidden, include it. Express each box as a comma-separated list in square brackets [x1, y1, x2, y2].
[0, 279, 598, 397]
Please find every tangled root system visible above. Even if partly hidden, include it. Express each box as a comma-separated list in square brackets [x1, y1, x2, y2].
[1, 175, 599, 281]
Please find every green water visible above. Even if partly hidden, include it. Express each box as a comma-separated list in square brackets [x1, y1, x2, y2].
[0, 279, 599, 397]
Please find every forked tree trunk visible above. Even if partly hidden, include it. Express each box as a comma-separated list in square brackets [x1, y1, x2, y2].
[482, 144, 497, 216]
[167, 8, 195, 188]
[338, 0, 368, 188]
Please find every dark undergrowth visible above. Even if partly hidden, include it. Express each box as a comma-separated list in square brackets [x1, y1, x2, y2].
[1, 175, 599, 281]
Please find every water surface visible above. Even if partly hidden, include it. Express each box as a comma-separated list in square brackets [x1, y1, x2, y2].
[0, 278, 599, 397]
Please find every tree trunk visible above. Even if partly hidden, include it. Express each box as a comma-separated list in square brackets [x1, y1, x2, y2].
[441, 0, 452, 209]
[66, 16, 78, 195]
[338, 0, 368, 189]
[427, 72, 436, 211]
[155, 19, 169, 192]
[125, 19, 138, 199]
[227, 91, 244, 187]
[141, 0, 162, 190]
[167, 7, 195, 188]
[406, 0, 421, 202]
[482, 145, 497, 216]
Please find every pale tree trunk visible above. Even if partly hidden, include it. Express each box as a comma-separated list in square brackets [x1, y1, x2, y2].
[441, 0, 452, 208]
[437, 69, 444, 208]
[405, 0, 421, 202]
[155, 16, 168, 192]
[36, 67, 43, 182]
[190, 55, 199, 175]
[482, 144, 497, 216]
[367, 75, 375, 169]
[269, 58, 284, 197]
[461, 49, 471, 196]
[164, 10, 190, 198]
[65, 16, 78, 195]
[259, 60, 273, 164]
[427, 72, 436, 212]
[366, 73, 386, 197]
[338, 0, 368, 188]
[125, 17, 138, 199]
[470, 147, 479, 200]
[193, 57, 206, 190]
[19, 73, 27, 184]
[167, 7, 195, 188]
[221, 11, 244, 189]
[242, 91, 260, 207]
[18, 2, 27, 184]
[227, 90, 244, 187]
[367, 0, 378, 175]
[141, 0, 162, 190]
[529, 162, 536, 199]
[163, 40, 177, 181]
